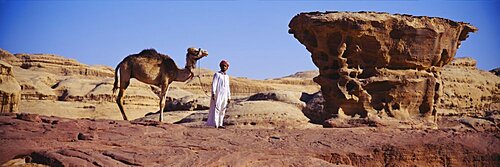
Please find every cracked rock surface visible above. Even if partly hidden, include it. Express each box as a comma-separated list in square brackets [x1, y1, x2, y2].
[0, 113, 499, 166]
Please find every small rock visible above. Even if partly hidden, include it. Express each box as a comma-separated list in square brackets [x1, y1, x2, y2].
[131, 120, 161, 126]
[16, 113, 42, 123]
[41, 117, 59, 124]
[269, 136, 281, 140]
[77, 132, 97, 140]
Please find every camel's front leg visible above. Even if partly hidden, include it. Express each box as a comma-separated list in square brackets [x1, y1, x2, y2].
[158, 84, 170, 122]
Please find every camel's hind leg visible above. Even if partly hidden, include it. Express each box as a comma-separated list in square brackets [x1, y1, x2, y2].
[116, 87, 129, 120]
[158, 83, 170, 122]
[116, 68, 131, 120]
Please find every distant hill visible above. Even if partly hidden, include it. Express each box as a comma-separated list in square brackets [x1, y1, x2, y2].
[275, 70, 319, 79]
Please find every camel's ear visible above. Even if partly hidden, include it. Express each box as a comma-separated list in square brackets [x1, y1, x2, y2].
[187, 47, 194, 54]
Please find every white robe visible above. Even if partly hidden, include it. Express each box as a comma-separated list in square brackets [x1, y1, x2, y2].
[206, 71, 231, 127]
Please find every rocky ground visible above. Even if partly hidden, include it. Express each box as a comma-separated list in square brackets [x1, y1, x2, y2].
[1, 113, 499, 167]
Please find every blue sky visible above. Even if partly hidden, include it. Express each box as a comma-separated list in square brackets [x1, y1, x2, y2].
[1, 0, 499, 79]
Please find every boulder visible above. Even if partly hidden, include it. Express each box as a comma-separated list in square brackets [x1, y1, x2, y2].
[225, 101, 312, 128]
[0, 60, 21, 113]
[165, 95, 199, 111]
[302, 91, 326, 124]
[247, 90, 306, 108]
[289, 11, 477, 122]
[193, 96, 211, 110]
[16, 113, 42, 122]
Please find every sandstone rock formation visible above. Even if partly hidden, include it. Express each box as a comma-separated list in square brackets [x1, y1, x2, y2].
[165, 95, 209, 111]
[247, 90, 306, 108]
[0, 49, 18, 63]
[289, 11, 477, 122]
[0, 60, 21, 113]
[6, 52, 114, 78]
[439, 57, 500, 115]
[225, 101, 312, 129]
[297, 57, 500, 125]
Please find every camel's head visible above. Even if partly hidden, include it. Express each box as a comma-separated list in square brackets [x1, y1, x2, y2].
[186, 47, 208, 69]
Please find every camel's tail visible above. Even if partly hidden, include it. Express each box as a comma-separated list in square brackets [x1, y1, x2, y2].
[112, 62, 121, 94]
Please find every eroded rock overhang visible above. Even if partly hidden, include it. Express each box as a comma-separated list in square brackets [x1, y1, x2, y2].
[289, 11, 477, 122]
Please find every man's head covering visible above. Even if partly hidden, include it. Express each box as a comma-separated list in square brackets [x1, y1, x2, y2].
[220, 60, 229, 67]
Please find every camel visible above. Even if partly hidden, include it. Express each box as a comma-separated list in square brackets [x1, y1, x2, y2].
[112, 47, 208, 122]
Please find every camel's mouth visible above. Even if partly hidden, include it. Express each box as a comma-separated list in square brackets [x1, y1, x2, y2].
[194, 56, 205, 61]
[195, 53, 208, 60]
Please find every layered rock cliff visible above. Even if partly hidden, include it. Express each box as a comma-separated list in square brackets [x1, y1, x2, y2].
[440, 57, 500, 115]
[289, 11, 477, 122]
[6, 52, 114, 78]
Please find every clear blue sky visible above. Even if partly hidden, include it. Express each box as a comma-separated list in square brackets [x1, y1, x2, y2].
[1, 0, 499, 79]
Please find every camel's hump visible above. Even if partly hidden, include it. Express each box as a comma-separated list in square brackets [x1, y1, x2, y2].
[139, 49, 159, 55]
[133, 48, 172, 60]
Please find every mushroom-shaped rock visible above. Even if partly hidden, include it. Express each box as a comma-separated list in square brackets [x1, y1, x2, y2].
[289, 11, 477, 122]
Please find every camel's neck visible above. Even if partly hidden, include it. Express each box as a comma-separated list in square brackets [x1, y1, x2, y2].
[185, 52, 205, 69]
[174, 68, 193, 82]
[177, 52, 204, 82]
[185, 58, 196, 70]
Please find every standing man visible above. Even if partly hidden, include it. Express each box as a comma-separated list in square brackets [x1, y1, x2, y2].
[206, 60, 231, 128]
